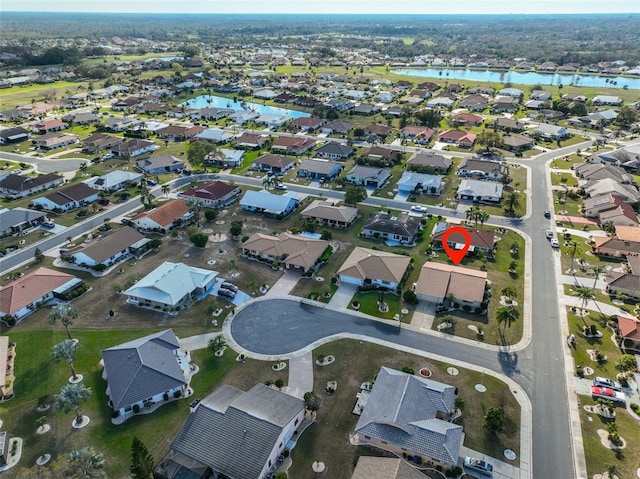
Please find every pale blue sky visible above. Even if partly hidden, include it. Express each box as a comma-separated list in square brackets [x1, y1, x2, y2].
[2, 0, 639, 14]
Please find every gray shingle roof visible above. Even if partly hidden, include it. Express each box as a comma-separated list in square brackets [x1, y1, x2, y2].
[170, 384, 304, 479]
[101, 329, 185, 410]
[355, 367, 463, 466]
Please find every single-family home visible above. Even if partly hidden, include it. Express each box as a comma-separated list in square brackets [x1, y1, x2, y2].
[0, 108, 29, 122]
[81, 133, 124, 153]
[362, 211, 422, 245]
[406, 153, 453, 173]
[457, 158, 505, 180]
[363, 124, 393, 140]
[352, 103, 381, 116]
[63, 224, 148, 269]
[414, 262, 488, 308]
[616, 314, 640, 349]
[438, 130, 476, 148]
[354, 367, 463, 469]
[498, 87, 524, 98]
[345, 165, 391, 188]
[605, 255, 640, 300]
[492, 117, 524, 132]
[297, 158, 342, 181]
[0, 126, 30, 145]
[315, 141, 353, 160]
[300, 200, 359, 229]
[592, 95, 623, 106]
[130, 199, 192, 232]
[530, 90, 552, 101]
[240, 189, 300, 218]
[450, 113, 483, 127]
[179, 181, 241, 208]
[456, 178, 503, 203]
[30, 118, 67, 134]
[124, 261, 218, 312]
[338, 247, 411, 290]
[583, 178, 640, 204]
[397, 172, 443, 195]
[0, 172, 64, 199]
[83, 170, 143, 192]
[154, 383, 306, 479]
[136, 155, 185, 175]
[193, 107, 234, 121]
[252, 154, 296, 175]
[596, 197, 639, 226]
[432, 222, 497, 254]
[291, 117, 325, 132]
[204, 148, 245, 168]
[101, 329, 193, 424]
[32, 183, 99, 212]
[426, 96, 455, 108]
[398, 126, 436, 144]
[490, 97, 519, 113]
[502, 134, 534, 152]
[575, 163, 635, 186]
[194, 128, 235, 144]
[0, 207, 47, 236]
[0, 268, 85, 323]
[61, 112, 100, 125]
[321, 120, 353, 135]
[234, 132, 268, 149]
[457, 94, 489, 112]
[529, 123, 570, 140]
[271, 136, 316, 156]
[33, 132, 78, 151]
[241, 232, 329, 272]
[593, 225, 640, 258]
[112, 138, 156, 158]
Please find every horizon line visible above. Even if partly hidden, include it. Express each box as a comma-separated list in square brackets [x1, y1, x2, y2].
[3, 10, 639, 15]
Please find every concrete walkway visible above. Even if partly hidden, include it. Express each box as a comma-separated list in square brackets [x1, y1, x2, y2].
[561, 274, 607, 291]
[179, 332, 219, 352]
[408, 301, 437, 332]
[564, 296, 626, 317]
[328, 283, 358, 309]
[265, 269, 301, 296]
[285, 351, 314, 399]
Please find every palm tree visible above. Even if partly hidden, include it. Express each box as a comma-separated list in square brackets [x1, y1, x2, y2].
[48, 303, 78, 340]
[68, 446, 106, 478]
[591, 265, 605, 294]
[496, 305, 518, 337]
[52, 339, 80, 381]
[571, 286, 593, 327]
[186, 197, 203, 225]
[261, 175, 275, 190]
[208, 334, 227, 355]
[55, 382, 92, 426]
[161, 184, 170, 197]
[466, 206, 489, 228]
[602, 221, 615, 235]
[503, 191, 521, 214]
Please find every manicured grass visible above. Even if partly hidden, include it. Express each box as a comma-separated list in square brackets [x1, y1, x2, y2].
[550, 154, 587, 169]
[288, 339, 520, 479]
[348, 290, 403, 320]
[550, 171, 579, 187]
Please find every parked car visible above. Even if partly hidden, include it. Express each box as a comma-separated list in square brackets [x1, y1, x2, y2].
[591, 386, 626, 405]
[275, 183, 287, 190]
[550, 238, 560, 248]
[411, 205, 428, 213]
[220, 282, 238, 292]
[218, 289, 236, 300]
[545, 230, 554, 239]
[464, 457, 493, 476]
[42, 221, 56, 229]
[102, 153, 115, 160]
[544, 209, 552, 218]
[593, 377, 622, 391]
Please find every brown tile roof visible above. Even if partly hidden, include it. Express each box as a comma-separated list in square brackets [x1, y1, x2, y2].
[132, 198, 188, 228]
[272, 136, 315, 150]
[362, 146, 397, 160]
[618, 316, 640, 341]
[242, 232, 329, 270]
[0, 173, 63, 192]
[301, 200, 359, 224]
[616, 226, 640, 242]
[0, 267, 75, 315]
[432, 224, 496, 250]
[415, 262, 487, 304]
[406, 153, 452, 170]
[338, 247, 411, 284]
[254, 154, 295, 169]
[594, 236, 640, 256]
[180, 181, 239, 202]
[42, 183, 98, 206]
[66, 226, 145, 264]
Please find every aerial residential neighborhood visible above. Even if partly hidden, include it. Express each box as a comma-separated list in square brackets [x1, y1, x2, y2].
[0, 6, 639, 479]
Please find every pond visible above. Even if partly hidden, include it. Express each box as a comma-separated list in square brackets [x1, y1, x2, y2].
[393, 68, 640, 90]
[183, 94, 311, 118]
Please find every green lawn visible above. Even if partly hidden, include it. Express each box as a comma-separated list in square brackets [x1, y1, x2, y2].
[348, 290, 403, 321]
[550, 171, 579, 187]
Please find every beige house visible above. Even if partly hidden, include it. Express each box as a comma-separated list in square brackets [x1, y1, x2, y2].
[300, 200, 359, 229]
[241, 232, 329, 272]
[338, 247, 411, 290]
[414, 262, 487, 308]
[593, 225, 640, 257]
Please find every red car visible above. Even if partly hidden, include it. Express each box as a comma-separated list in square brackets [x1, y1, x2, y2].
[591, 386, 625, 404]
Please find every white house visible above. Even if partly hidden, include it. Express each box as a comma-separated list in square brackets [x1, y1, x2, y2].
[83, 170, 143, 192]
[456, 179, 503, 203]
[63, 226, 149, 269]
[124, 262, 218, 313]
[32, 183, 100, 212]
[130, 199, 192, 232]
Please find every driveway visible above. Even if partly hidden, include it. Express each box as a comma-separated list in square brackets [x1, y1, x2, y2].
[328, 283, 358, 309]
[265, 269, 301, 296]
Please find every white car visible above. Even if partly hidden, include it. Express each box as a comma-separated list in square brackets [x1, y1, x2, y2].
[545, 230, 554, 239]
[411, 205, 428, 213]
[593, 376, 622, 391]
[591, 386, 626, 405]
[275, 184, 287, 190]
[550, 238, 560, 248]
[102, 153, 115, 160]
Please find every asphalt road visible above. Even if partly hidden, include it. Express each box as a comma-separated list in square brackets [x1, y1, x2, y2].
[0, 151, 84, 173]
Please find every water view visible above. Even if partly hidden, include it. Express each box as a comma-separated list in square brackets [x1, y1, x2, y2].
[394, 68, 640, 90]
[184, 94, 310, 118]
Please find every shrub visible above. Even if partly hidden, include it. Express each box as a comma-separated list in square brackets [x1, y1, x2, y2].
[630, 403, 640, 415]
[204, 209, 218, 221]
[92, 263, 107, 271]
[241, 235, 250, 243]
[133, 404, 140, 413]
[401, 366, 415, 375]
[163, 393, 169, 401]
[174, 390, 182, 399]
[475, 307, 483, 314]
[190, 232, 209, 248]
[462, 305, 471, 312]
[275, 379, 284, 389]
[112, 410, 120, 418]
[589, 324, 598, 335]
[403, 290, 418, 305]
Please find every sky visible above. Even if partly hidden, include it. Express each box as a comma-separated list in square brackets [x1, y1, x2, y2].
[2, 0, 639, 14]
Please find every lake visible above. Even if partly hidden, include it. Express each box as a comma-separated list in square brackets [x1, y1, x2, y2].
[184, 95, 310, 118]
[393, 68, 640, 90]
